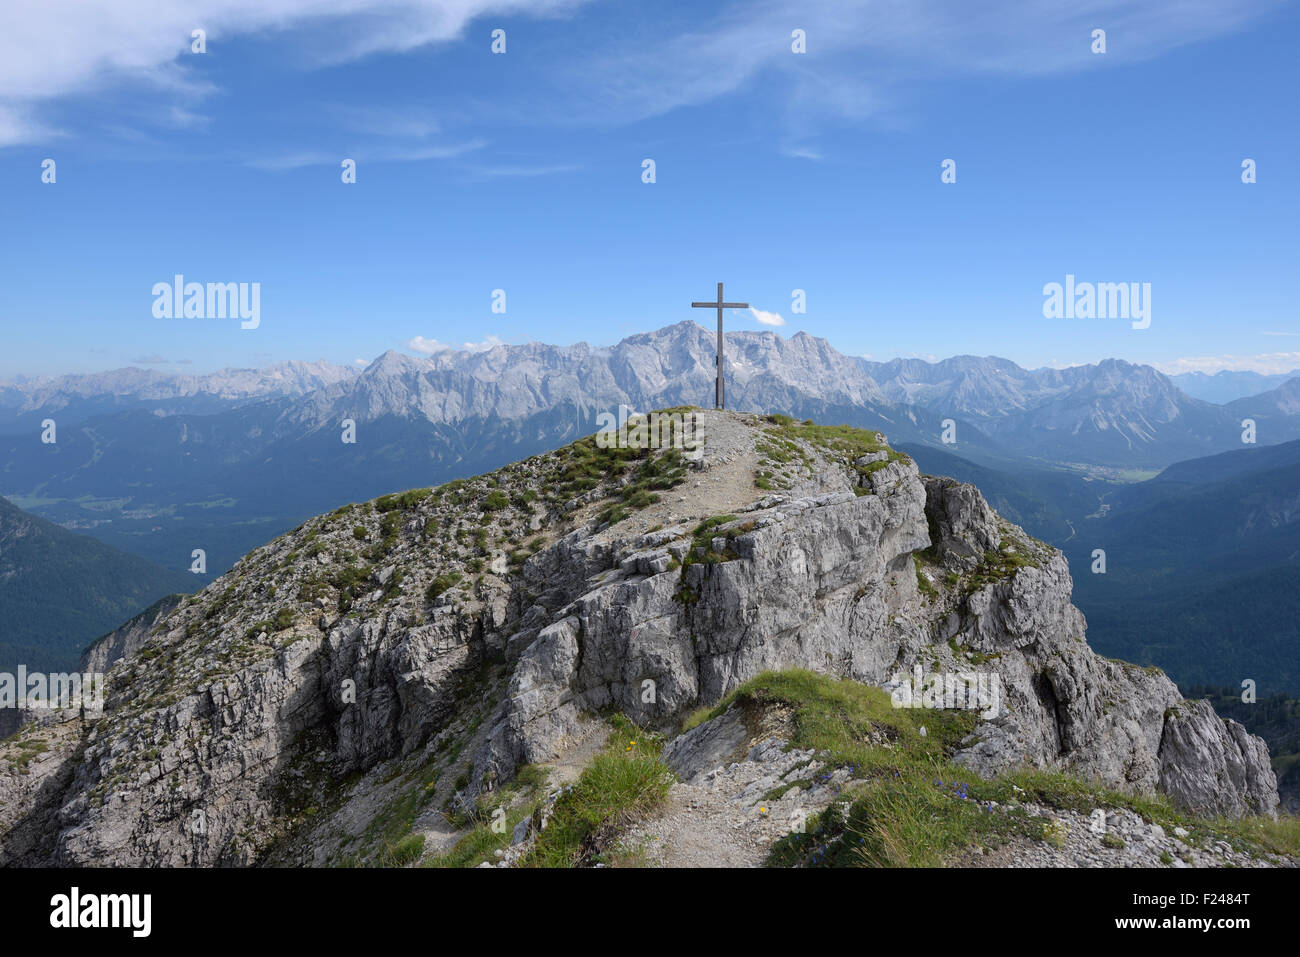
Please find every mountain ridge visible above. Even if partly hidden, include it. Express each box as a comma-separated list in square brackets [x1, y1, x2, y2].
[8, 326, 1295, 468]
[1172, 369, 1300, 404]
[4, 323, 1298, 609]
[0, 412, 1280, 867]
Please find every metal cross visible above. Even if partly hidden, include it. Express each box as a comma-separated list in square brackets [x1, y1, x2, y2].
[691, 282, 748, 410]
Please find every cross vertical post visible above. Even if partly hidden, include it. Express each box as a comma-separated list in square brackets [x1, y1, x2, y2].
[691, 282, 748, 410]
[715, 282, 723, 410]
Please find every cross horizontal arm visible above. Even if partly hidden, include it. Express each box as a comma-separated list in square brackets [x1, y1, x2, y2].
[691, 302, 750, 309]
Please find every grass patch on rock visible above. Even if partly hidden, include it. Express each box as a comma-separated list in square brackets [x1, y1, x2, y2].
[520, 717, 673, 868]
[729, 669, 1299, 867]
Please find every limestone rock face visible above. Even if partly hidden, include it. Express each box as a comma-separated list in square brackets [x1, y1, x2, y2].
[1158, 700, 1280, 818]
[923, 476, 1001, 566]
[0, 411, 1277, 866]
[475, 475, 929, 788]
[79, 594, 184, 675]
[0, 588, 182, 741]
[476, 463, 1277, 820]
[661, 707, 754, 782]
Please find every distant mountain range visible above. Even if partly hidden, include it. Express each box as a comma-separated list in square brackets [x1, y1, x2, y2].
[862, 353, 1291, 468]
[905, 438, 1300, 695]
[0, 495, 194, 676]
[1170, 368, 1300, 404]
[2, 321, 1298, 621]
[0, 360, 356, 436]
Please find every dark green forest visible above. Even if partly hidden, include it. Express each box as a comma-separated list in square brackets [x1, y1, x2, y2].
[0, 495, 194, 673]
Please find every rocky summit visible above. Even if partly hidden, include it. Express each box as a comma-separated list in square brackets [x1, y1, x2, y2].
[0, 411, 1286, 868]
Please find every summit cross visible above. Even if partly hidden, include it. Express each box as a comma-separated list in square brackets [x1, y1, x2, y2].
[691, 282, 748, 410]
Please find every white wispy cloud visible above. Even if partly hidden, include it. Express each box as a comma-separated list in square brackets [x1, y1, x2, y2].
[408, 334, 507, 354]
[333, 105, 442, 140]
[1043, 358, 1092, 369]
[161, 105, 210, 130]
[552, 0, 1281, 136]
[748, 306, 785, 327]
[0, 0, 593, 146]
[781, 145, 823, 161]
[407, 336, 450, 354]
[245, 152, 336, 172]
[246, 139, 486, 170]
[0, 0, 1280, 149]
[0, 103, 58, 146]
[1156, 352, 1300, 375]
[471, 162, 581, 178]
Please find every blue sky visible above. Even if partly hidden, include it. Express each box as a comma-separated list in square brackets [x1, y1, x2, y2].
[2, 0, 1297, 379]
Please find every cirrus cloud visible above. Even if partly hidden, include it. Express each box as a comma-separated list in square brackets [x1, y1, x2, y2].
[0, 0, 593, 146]
[0, 0, 1283, 150]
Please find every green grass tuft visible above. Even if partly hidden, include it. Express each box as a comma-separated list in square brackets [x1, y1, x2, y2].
[520, 718, 673, 868]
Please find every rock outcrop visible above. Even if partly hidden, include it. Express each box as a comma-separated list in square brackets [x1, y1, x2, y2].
[0, 411, 1279, 866]
[79, 594, 185, 675]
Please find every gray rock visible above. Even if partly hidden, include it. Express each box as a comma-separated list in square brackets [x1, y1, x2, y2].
[79, 594, 183, 675]
[662, 707, 751, 782]
[0, 411, 1277, 869]
[1158, 700, 1279, 817]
